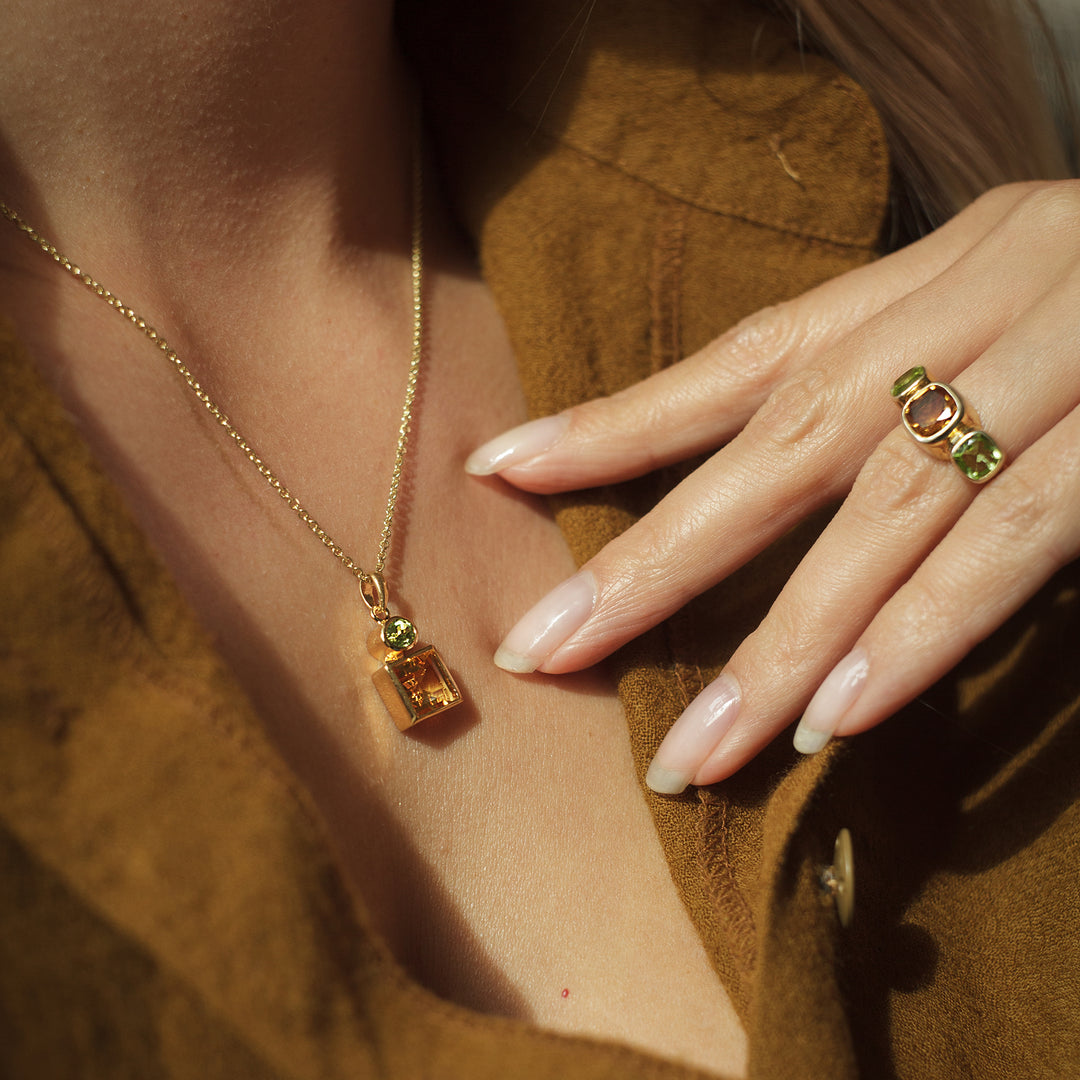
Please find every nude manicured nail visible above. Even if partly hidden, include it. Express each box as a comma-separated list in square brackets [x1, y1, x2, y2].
[465, 414, 569, 476]
[494, 571, 596, 673]
[646, 673, 741, 795]
[793, 648, 869, 755]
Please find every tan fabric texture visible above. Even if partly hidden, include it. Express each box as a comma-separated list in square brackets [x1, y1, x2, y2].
[3, 1, 1080, 1077]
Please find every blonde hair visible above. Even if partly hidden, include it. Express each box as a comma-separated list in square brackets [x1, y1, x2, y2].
[789, 0, 1073, 228]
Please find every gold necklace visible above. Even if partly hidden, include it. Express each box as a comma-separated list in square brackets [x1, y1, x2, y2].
[0, 152, 463, 732]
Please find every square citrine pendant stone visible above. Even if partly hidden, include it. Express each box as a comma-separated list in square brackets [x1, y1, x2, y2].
[367, 616, 462, 730]
[374, 647, 462, 730]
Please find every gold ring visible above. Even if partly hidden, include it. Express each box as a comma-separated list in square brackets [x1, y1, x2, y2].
[891, 367, 1005, 484]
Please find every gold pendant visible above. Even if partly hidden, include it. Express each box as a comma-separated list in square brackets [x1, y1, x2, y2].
[362, 575, 462, 731]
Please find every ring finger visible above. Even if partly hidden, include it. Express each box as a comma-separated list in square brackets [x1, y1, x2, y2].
[655, 267, 1080, 789]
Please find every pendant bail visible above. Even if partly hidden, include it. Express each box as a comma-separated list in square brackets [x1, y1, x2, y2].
[360, 572, 390, 623]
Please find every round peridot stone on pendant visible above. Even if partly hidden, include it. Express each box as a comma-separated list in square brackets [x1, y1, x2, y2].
[891, 366, 926, 398]
[382, 615, 418, 652]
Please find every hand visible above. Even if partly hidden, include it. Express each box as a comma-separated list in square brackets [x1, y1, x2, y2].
[465, 181, 1080, 792]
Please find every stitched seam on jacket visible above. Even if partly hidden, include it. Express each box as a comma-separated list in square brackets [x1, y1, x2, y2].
[701, 792, 758, 974]
[440, 69, 887, 248]
[552, 124, 883, 249]
[649, 203, 688, 375]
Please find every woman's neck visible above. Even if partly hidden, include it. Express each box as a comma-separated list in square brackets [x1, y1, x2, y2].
[0, 0, 410, 307]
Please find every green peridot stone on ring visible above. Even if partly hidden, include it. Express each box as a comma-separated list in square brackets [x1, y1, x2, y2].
[952, 430, 1004, 484]
[383, 615, 418, 652]
[891, 366, 926, 398]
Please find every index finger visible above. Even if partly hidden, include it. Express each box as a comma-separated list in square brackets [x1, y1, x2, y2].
[465, 183, 1037, 494]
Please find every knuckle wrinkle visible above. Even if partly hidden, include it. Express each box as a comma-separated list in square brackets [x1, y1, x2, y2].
[851, 438, 942, 528]
[749, 365, 834, 455]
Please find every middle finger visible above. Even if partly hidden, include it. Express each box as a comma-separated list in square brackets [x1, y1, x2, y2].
[493, 204, 1080, 677]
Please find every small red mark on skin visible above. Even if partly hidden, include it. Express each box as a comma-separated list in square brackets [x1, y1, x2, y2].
[561, 988, 570, 999]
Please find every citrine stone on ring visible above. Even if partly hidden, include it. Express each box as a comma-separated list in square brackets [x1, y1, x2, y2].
[891, 366, 1005, 484]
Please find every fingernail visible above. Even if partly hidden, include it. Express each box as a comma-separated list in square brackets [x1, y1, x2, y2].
[465, 414, 569, 476]
[793, 648, 868, 755]
[494, 570, 596, 673]
[646, 673, 741, 794]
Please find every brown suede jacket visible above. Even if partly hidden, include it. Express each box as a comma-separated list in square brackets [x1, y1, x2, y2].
[2, 1, 1078, 1077]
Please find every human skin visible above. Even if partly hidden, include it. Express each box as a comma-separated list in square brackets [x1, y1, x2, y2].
[0, 0, 751, 1070]
[470, 181, 1080, 791]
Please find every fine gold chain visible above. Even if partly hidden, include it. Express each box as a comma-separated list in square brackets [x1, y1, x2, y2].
[0, 151, 424, 590]
[1, 132, 463, 731]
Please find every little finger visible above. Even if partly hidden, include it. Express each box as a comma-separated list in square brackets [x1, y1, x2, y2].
[797, 407, 1080, 750]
